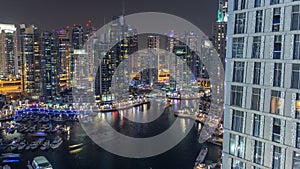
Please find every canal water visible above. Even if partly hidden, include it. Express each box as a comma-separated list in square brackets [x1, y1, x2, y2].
[0, 101, 221, 169]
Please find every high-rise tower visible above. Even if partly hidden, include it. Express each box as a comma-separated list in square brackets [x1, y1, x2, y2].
[40, 31, 60, 103]
[211, 0, 228, 68]
[96, 15, 138, 102]
[0, 24, 18, 77]
[19, 24, 42, 99]
[224, 0, 300, 169]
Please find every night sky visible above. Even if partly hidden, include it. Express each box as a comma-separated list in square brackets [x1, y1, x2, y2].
[0, 0, 219, 35]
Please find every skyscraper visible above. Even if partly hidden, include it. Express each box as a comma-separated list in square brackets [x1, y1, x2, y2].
[19, 24, 42, 99]
[68, 25, 85, 89]
[147, 35, 160, 84]
[96, 15, 138, 102]
[57, 28, 72, 89]
[0, 24, 18, 77]
[224, 0, 300, 169]
[211, 0, 228, 68]
[40, 31, 60, 103]
[72, 25, 84, 50]
[83, 20, 96, 43]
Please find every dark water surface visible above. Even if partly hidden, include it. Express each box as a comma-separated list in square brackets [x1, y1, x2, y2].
[1, 102, 221, 169]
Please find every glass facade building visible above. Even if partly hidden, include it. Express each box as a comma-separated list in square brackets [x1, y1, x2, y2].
[224, 0, 300, 168]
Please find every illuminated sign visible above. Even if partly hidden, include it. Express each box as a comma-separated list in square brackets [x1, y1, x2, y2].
[0, 24, 16, 33]
[175, 49, 185, 55]
[173, 46, 187, 56]
[73, 49, 87, 55]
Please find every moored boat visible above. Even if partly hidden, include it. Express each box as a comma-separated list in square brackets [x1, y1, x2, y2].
[50, 136, 63, 149]
[2, 164, 12, 169]
[40, 140, 50, 150]
[194, 144, 208, 168]
[31, 156, 53, 169]
[30, 142, 39, 150]
[6, 144, 18, 152]
[25, 144, 31, 150]
[18, 142, 26, 150]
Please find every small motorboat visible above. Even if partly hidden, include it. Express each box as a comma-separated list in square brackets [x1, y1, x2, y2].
[31, 156, 53, 169]
[15, 116, 23, 123]
[52, 117, 65, 123]
[40, 140, 50, 150]
[52, 136, 62, 144]
[2, 164, 11, 169]
[27, 160, 33, 169]
[30, 142, 39, 150]
[38, 116, 49, 123]
[18, 142, 26, 150]
[194, 144, 208, 168]
[18, 127, 26, 133]
[21, 117, 29, 122]
[25, 144, 31, 150]
[50, 136, 63, 149]
[6, 128, 15, 134]
[6, 144, 18, 152]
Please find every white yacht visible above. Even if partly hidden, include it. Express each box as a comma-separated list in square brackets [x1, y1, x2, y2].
[31, 156, 53, 169]
[50, 136, 63, 149]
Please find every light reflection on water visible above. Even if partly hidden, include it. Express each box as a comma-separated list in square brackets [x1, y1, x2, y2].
[0, 100, 221, 169]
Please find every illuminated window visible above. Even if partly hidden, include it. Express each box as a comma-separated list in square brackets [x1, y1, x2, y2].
[270, 90, 282, 114]
[296, 94, 300, 119]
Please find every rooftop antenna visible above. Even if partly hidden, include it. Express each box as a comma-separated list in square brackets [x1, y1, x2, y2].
[122, 0, 126, 16]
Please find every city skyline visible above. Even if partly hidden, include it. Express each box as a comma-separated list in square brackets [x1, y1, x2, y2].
[0, 0, 219, 35]
[9, 0, 300, 169]
[0, 7, 224, 168]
